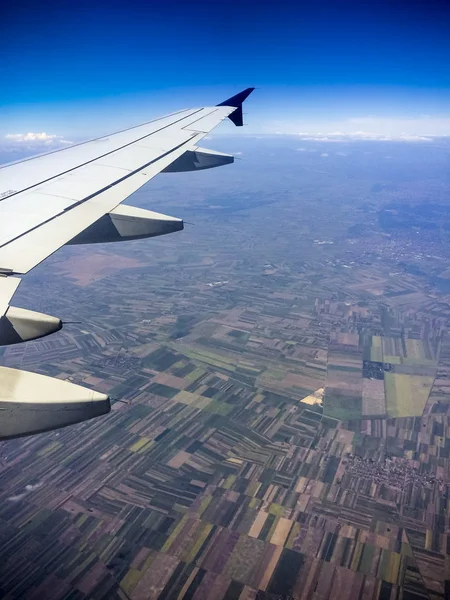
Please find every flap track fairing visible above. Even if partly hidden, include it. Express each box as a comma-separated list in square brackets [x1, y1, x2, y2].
[0, 366, 110, 439]
[0, 307, 62, 346]
[68, 205, 183, 245]
[162, 147, 234, 173]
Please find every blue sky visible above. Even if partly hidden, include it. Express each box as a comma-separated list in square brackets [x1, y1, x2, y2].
[1, 0, 450, 141]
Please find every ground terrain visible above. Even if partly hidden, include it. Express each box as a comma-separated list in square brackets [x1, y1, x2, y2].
[0, 136, 450, 599]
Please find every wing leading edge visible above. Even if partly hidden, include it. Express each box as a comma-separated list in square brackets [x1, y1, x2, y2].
[0, 88, 255, 438]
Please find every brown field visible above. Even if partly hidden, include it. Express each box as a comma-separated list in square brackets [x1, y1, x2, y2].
[53, 252, 144, 286]
[362, 379, 386, 416]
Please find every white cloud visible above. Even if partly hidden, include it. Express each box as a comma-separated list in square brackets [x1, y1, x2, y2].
[254, 114, 450, 138]
[25, 482, 43, 492]
[7, 481, 42, 502]
[296, 131, 434, 142]
[7, 493, 27, 502]
[348, 115, 450, 136]
[5, 132, 72, 144]
[320, 153, 329, 157]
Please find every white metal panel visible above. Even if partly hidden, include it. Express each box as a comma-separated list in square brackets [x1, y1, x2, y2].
[135, 128, 193, 149]
[0, 366, 108, 403]
[96, 144, 161, 171]
[37, 164, 133, 202]
[110, 206, 183, 239]
[0, 192, 75, 246]
[0, 108, 199, 195]
[0, 277, 21, 316]
[96, 130, 193, 170]
[184, 107, 232, 133]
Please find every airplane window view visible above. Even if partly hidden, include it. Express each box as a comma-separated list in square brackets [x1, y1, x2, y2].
[0, 1, 449, 599]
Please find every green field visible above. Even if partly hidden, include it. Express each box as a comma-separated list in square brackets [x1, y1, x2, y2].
[370, 336, 383, 362]
[384, 373, 434, 417]
[323, 393, 362, 420]
[370, 336, 438, 367]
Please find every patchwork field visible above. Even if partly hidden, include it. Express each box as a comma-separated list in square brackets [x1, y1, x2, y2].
[324, 332, 438, 420]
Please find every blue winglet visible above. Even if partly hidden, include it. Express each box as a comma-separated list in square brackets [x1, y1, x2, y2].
[217, 88, 255, 126]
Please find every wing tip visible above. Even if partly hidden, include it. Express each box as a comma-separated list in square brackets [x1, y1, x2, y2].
[217, 87, 255, 108]
[217, 88, 255, 127]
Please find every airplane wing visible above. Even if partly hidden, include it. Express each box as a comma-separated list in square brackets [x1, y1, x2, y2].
[0, 87, 254, 439]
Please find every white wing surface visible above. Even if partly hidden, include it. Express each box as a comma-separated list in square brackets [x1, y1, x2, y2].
[0, 88, 254, 438]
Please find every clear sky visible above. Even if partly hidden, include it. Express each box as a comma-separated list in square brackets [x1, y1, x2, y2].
[1, 0, 450, 142]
